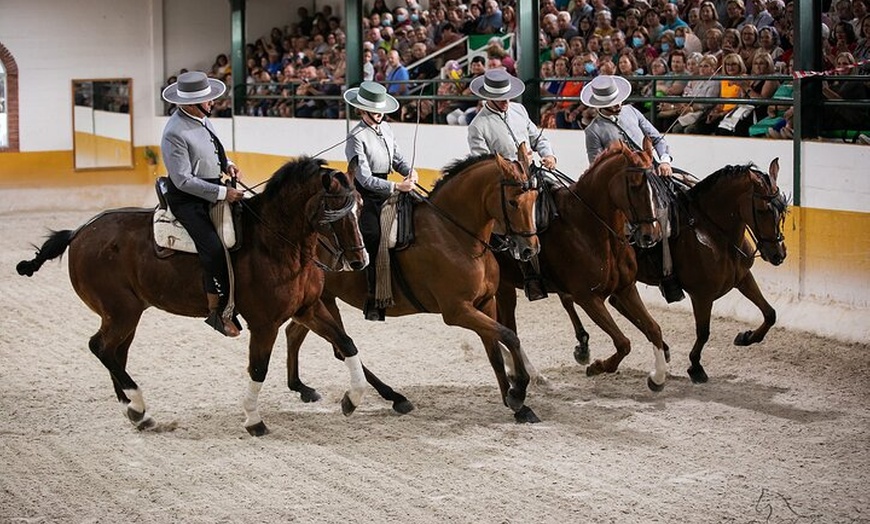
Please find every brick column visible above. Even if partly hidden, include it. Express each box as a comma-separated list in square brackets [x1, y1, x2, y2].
[0, 43, 19, 152]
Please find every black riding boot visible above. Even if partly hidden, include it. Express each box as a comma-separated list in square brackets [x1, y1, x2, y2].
[520, 259, 547, 301]
[363, 265, 385, 321]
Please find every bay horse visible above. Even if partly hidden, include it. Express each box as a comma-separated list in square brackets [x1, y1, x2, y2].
[16, 157, 380, 436]
[284, 146, 544, 423]
[495, 138, 672, 391]
[560, 159, 788, 384]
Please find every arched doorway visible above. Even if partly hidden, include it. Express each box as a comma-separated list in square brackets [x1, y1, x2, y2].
[0, 43, 19, 152]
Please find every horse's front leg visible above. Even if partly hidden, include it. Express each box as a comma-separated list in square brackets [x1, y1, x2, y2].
[443, 300, 539, 423]
[732, 271, 776, 347]
[291, 300, 367, 416]
[244, 324, 281, 436]
[687, 295, 714, 384]
[608, 285, 668, 392]
[577, 296, 634, 376]
[558, 292, 591, 365]
[495, 280, 547, 388]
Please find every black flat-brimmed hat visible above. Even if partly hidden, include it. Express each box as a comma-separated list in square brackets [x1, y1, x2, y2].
[580, 75, 632, 108]
[161, 71, 226, 105]
[469, 68, 525, 100]
[343, 81, 400, 114]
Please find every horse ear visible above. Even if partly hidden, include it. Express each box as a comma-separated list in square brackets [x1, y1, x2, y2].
[517, 142, 531, 167]
[769, 157, 779, 184]
[321, 172, 333, 191]
[642, 136, 654, 162]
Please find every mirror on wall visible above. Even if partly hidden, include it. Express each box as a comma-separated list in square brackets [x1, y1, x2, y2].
[72, 79, 133, 169]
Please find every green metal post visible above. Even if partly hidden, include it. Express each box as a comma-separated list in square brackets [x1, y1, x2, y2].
[517, 0, 541, 124]
[792, 0, 822, 207]
[230, 0, 246, 116]
[345, 0, 362, 89]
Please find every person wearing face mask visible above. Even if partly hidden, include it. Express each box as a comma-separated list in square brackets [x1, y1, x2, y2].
[160, 71, 246, 337]
[344, 82, 419, 321]
[581, 75, 684, 302]
[467, 68, 558, 301]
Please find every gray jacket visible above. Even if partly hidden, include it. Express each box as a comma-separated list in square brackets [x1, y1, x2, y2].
[584, 104, 671, 164]
[345, 120, 412, 199]
[468, 102, 555, 160]
[161, 109, 230, 202]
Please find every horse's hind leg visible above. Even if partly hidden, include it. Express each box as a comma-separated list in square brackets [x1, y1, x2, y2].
[285, 320, 319, 403]
[733, 271, 776, 346]
[607, 286, 668, 391]
[89, 314, 154, 430]
[559, 292, 591, 365]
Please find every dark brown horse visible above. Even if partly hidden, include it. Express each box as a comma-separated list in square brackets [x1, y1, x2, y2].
[284, 147, 545, 422]
[560, 159, 788, 384]
[16, 157, 380, 436]
[495, 139, 672, 391]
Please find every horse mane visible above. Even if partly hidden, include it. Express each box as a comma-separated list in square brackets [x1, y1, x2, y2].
[581, 141, 641, 179]
[260, 156, 333, 202]
[430, 153, 497, 197]
[688, 163, 758, 200]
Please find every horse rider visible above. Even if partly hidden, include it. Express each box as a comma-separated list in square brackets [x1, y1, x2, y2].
[467, 67, 557, 301]
[344, 81, 419, 321]
[580, 74, 683, 302]
[161, 71, 246, 337]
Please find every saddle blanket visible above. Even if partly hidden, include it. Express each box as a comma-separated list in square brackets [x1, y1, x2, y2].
[153, 200, 236, 254]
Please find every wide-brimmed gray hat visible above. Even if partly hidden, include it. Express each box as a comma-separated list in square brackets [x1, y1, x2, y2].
[580, 75, 632, 108]
[469, 68, 525, 100]
[162, 71, 226, 105]
[343, 81, 400, 114]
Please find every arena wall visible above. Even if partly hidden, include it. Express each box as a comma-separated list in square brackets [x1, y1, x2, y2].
[1, 0, 867, 342]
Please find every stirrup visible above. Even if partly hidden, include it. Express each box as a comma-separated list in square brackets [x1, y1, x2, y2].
[523, 278, 548, 302]
[363, 297, 385, 322]
[205, 310, 241, 337]
[659, 274, 685, 303]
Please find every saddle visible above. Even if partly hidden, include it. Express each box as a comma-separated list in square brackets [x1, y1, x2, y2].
[534, 173, 560, 233]
[153, 176, 242, 258]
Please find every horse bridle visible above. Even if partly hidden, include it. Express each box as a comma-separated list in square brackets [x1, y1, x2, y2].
[313, 170, 366, 271]
[745, 171, 787, 250]
[623, 164, 660, 226]
[499, 163, 539, 239]
[415, 158, 538, 253]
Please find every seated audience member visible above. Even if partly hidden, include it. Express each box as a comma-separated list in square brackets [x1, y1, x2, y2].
[670, 54, 722, 134]
[822, 52, 870, 132]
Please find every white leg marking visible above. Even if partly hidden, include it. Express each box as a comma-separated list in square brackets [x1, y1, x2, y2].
[499, 343, 516, 382]
[242, 380, 264, 428]
[649, 345, 669, 386]
[123, 388, 146, 414]
[344, 355, 366, 407]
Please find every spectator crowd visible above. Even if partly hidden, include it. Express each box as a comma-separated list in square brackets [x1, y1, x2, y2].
[162, 0, 870, 139]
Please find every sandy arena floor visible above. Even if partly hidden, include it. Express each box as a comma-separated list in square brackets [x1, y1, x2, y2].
[1, 189, 867, 523]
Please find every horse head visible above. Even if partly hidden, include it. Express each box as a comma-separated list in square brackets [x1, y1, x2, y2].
[495, 147, 540, 261]
[604, 138, 662, 248]
[313, 156, 368, 271]
[748, 158, 788, 266]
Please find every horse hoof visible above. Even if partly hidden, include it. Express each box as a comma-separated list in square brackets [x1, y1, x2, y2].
[506, 388, 525, 411]
[340, 393, 357, 416]
[514, 405, 541, 424]
[300, 389, 322, 403]
[586, 361, 604, 376]
[688, 365, 709, 384]
[647, 376, 666, 392]
[574, 345, 590, 365]
[126, 407, 155, 430]
[245, 421, 270, 437]
[663, 342, 671, 363]
[392, 398, 415, 415]
[733, 331, 753, 346]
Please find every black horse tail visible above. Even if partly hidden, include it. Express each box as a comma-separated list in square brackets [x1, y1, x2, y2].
[16, 230, 74, 277]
